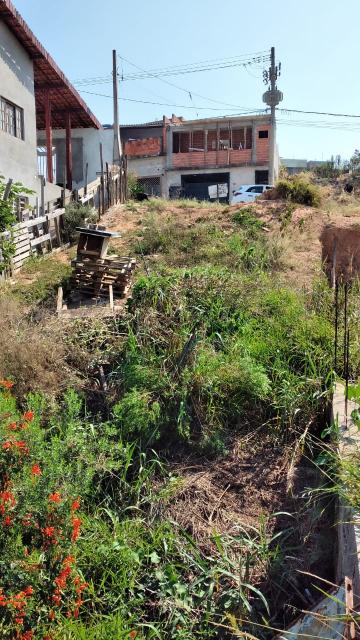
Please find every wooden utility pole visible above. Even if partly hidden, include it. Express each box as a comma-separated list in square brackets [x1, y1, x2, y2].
[112, 49, 122, 166]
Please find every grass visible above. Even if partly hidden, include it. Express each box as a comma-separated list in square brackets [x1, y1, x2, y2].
[0, 196, 343, 638]
[6, 255, 72, 305]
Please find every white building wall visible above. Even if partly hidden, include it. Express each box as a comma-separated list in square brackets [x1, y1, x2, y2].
[165, 166, 269, 198]
[0, 20, 39, 195]
[37, 127, 113, 190]
[127, 155, 166, 196]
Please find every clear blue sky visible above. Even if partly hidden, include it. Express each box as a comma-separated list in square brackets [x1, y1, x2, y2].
[14, 0, 360, 161]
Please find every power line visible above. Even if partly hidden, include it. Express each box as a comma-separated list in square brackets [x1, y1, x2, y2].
[79, 89, 268, 114]
[277, 118, 360, 132]
[278, 107, 360, 119]
[74, 51, 270, 86]
[117, 53, 266, 112]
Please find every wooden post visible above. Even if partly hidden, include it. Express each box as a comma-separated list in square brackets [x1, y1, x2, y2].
[45, 91, 53, 183]
[106, 163, 111, 209]
[54, 216, 61, 246]
[84, 162, 88, 196]
[65, 111, 72, 191]
[109, 284, 114, 311]
[56, 286, 63, 315]
[99, 143, 105, 217]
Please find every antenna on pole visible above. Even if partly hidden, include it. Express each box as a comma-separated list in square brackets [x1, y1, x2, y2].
[262, 47, 283, 185]
[113, 49, 122, 166]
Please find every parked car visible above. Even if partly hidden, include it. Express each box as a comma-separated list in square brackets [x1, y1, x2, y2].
[231, 184, 273, 204]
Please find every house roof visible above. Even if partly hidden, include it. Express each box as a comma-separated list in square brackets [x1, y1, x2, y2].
[0, 0, 102, 130]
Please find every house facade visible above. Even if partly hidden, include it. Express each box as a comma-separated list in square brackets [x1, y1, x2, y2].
[0, 0, 101, 211]
[122, 113, 279, 202]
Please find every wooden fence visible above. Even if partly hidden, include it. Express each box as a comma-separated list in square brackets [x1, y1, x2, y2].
[0, 163, 128, 279]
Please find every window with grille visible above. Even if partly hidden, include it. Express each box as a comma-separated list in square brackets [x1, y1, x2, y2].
[0, 97, 24, 140]
[138, 176, 161, 196]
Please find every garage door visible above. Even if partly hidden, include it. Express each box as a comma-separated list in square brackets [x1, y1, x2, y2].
[181, 173, 230, 203]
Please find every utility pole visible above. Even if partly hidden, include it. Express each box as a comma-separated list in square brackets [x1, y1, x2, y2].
[112, 49, 122, 166]
[263, 47, 283, 185]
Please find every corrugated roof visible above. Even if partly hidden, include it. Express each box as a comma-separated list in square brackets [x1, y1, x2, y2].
[0, 0, 102, 130]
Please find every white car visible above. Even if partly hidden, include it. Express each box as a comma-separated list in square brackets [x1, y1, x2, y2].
[231, 184, 273, 204]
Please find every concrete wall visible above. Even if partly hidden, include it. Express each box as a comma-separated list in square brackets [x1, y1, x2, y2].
[0, 20, 39, 196]
[127, 155, 166, 196]
[38, 127, 113, 190]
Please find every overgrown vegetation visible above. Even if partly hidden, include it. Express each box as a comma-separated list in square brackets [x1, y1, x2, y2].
[0, 176, 34, 272]
[63, 203, 98, 243]
[0, 198, 340, 638]
[273, 173, 321, 207]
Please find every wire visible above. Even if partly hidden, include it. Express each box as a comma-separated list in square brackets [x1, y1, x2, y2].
[117, 53, 266, 112]
[74, 51, 270, 86]
[277, 118, 360, 132]
[277, 107, 360, 119]
[79, 89, 268, 115]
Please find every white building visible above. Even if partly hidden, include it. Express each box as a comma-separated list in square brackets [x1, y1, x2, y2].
[0, 0, 101, 210]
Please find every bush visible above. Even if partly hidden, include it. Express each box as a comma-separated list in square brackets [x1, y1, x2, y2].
[275, 174, 321, 207]
[63, 203, 98, 243]
[0, 298, 75, 400]
[127, 173, 145, 199]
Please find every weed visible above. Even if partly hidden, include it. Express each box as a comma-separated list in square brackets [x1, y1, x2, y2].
[63, 203, 98, 243]
[274, 174, 321, 207]
[146, 198, 167, 213]
[8, 255, 71, 305]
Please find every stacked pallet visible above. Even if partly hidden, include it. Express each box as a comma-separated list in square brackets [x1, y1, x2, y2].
[70, 255, 136, 298]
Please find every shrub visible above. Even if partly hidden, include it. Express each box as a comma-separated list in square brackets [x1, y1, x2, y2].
[127, 173, 145, 199]
[63, 203, 98, 243]
[0, 298, 75, 400]
[274, 174, 321, 207]
[0, 176, 34, 272]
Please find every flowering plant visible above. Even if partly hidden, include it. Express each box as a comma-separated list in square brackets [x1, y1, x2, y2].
[0, 382, 87, 639]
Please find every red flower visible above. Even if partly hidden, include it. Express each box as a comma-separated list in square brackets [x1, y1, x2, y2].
[129, 632, 138, 639]
[7, 422, 18, 431]
[14, 441, 29, 455]
[71, 517, 81, 542]
[23, 411, 34, 422]
[15, 616, 24, 625]
[54, 565, 71, 589]
[52, 593, 61, 605]
[23, 586, 34, 597]
[2, 441, 12, 451]
[73, 607, 79, 618]
[63, 555, 75, 567]
[42, 526, 56, 538]
[0, 380, 14, 389]
[31, 464, 41, 477]
[71, 497, 81, 511]
[3, 516, 12, 526]
[20, 631, 33, 640]
[0, 490, 16, 506]
[48, 492, 61, 504]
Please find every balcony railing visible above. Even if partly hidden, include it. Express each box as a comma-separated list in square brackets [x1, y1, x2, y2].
[171, 148, 253, 169]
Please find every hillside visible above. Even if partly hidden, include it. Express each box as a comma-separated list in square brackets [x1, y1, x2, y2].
[1, 187, 360, 639]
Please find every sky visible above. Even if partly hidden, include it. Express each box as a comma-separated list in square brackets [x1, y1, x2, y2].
[12, 0, 360, 161]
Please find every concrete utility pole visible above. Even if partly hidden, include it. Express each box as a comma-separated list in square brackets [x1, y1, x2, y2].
[263, 47, 283, 185]
[112, 49, 122, 165]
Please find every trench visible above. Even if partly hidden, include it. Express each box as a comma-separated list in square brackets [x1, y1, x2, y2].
[274, 226, 360, 638]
